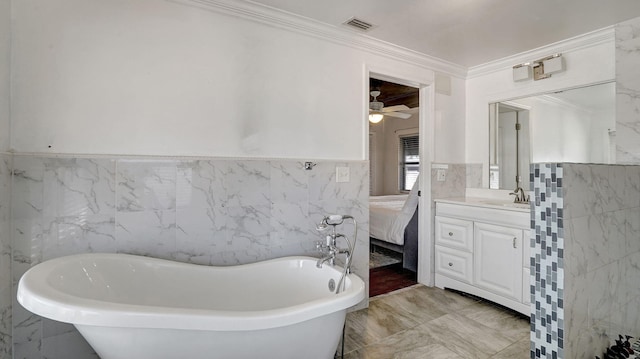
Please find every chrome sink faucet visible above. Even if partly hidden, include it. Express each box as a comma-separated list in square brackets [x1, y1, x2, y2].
[510, 186, 530, 203]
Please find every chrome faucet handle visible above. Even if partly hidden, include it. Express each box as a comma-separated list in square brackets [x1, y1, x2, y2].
[315, 240, 327, 252]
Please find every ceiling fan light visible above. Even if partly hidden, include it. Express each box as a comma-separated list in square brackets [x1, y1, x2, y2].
[369, 113, 383, 123]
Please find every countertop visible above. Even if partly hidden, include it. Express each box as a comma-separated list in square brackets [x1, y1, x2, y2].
[435, 197, 531, 213]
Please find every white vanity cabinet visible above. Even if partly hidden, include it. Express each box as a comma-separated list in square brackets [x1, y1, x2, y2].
[435, 200, 531, 316]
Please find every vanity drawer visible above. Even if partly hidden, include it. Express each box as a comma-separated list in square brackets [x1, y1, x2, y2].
[435, 245, 473, 284]
[435, 216, 473, 252]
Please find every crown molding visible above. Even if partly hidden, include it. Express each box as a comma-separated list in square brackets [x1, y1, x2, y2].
[467, 26, 615, 79]
[168, 0, 468, 78]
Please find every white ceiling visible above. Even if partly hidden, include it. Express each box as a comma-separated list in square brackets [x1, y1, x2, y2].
[245, 0, 640, 68]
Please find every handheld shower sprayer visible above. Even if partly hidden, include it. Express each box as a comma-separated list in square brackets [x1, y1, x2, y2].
[316, 214, 352, 230]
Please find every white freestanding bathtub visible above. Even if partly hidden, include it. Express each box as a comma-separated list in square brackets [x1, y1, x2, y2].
[17, 253, 365, 359]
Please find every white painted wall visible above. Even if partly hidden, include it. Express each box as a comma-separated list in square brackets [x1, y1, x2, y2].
[10, 0, 456, 160]
[0, 0, 10, 151]
[466, 32, 615, 187]
[434, 76, 466, 163]
[382, 117, 417, 194]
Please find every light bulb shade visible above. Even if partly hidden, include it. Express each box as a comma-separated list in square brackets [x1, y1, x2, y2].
[513, 64, 531, 82]
[369, 113, 383, 123]
[543, 56, 564, 74]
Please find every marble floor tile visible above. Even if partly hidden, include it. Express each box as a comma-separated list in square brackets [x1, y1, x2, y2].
[344, 326, 463, 359]
[420, 312, 515, 356]
[373, 285, 480, 324]
[490, 337, 531, 359]
[346, 341, 462, 359]
[456, 301, 530, 342]
[343, 285, 531, 359]
[344, 298, 421, 352]
[412, 321, 492, 359]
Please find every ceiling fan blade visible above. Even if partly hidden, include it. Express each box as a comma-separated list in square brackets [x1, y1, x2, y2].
[382, 105, 410, 112]
[384, 112, 412, 119]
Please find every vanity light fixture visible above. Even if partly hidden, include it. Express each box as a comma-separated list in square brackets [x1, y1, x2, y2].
[369, 113, 383, 123]
[533, 54, 563, 80]
[513, 53, 564, 82]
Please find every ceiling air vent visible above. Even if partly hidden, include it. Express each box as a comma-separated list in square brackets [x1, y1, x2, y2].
[343, 17, 376, 32]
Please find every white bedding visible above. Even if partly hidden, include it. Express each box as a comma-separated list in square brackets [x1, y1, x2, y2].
[369, 181, 420, 246]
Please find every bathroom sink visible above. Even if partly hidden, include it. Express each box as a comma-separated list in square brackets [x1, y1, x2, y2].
[502, 203, 530, 209]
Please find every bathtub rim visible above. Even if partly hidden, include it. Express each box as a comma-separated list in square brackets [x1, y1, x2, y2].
[17, 253, 366, 331]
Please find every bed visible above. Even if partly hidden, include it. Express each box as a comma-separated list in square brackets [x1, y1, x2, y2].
[369, 179, 419, 272]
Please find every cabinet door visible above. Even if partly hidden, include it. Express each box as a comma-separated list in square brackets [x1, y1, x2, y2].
[474, 222, 523, 301]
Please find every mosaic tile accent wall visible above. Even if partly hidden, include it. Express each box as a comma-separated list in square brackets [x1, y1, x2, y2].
[10, 155, 369, 359]
[0, 154, 11, 358]
[530, 163, 564, 359]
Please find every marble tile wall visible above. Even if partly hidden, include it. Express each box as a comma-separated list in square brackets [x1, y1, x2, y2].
[531, 163, 640, 359]
[431, 164, 466, 200]
[10, 155, 369, 359]
[465, 163, 483, 189]
[430, 163, 467, 230]
[616, 16, 640, 164]
[0, 154, 11, 359]
[562, 163, 640, 358]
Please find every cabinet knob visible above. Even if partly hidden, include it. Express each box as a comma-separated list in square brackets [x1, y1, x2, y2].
[513, 237, 517, 248]
[448, 232, 453, 236]
[448, 262, 453, 267]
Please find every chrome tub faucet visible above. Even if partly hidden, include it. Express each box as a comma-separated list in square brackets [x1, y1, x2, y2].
[315, 214, 357, 294]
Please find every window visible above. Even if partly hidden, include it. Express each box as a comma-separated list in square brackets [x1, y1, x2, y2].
[399, 135, 419, 191]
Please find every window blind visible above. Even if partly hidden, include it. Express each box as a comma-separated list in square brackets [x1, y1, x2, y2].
[400, 135, 419, 191]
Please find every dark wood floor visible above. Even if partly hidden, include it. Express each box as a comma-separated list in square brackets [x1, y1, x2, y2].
[369, 263, 417, 297]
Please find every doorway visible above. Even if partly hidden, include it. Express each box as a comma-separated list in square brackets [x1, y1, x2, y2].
[367, 76, 422, 297]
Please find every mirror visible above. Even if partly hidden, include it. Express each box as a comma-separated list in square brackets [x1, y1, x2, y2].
[489, 81, 616, 190]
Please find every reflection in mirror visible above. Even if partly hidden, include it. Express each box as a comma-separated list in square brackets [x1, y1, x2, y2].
[489, 103, 530, 190]
[489, 81, 616, 190]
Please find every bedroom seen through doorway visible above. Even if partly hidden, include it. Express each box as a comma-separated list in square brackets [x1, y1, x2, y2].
[368, 77, 420, 297]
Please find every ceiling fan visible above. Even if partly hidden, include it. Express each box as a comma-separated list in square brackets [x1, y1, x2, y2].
[369, 90, 412, 123]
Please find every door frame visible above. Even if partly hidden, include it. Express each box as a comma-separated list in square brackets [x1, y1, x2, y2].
[364, 65, 436, 286]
